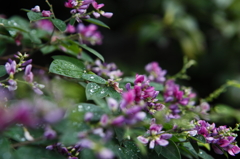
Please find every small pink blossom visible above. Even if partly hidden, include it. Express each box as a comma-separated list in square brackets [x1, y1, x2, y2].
[42, 10, 51, 17]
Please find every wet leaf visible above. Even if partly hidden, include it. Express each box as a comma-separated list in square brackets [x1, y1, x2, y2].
[51, 18, 66, 32]
[161, 140, 181, 159]
[49, 55, 85, 78]
[82, 73, 107, 84]
[85, 83, 109, 100]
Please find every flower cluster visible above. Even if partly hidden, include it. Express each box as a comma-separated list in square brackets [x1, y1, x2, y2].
[189, 120, 240, 156]
[1, 52, 45, 94]
[31, 5, 52, 17]
[87, 59, 123, 79]
[137, 118, 172, 149]
[123, 74, 165, 114]
[64, 0, 113, 22]
[145, 62, 167, 84]
[66, 23, 103, 45]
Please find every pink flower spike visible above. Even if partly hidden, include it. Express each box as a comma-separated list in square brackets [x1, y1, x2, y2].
[42, 10, 51, 17]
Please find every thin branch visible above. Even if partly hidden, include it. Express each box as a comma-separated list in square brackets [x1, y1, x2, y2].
[11, 137, 44, 148]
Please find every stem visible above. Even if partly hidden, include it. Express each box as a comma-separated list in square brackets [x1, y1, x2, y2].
[11, 137, 44, 148]
[15, 79, 32, 86]
[46, 0, 56, 19]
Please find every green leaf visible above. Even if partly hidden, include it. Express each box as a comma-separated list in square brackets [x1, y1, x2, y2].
[198, 149, 214, 159]
[15, 147, 65, 159]
[0, 18, 28, 32]
[76, 103, 105, 120]
[83, 18, 110, 29]
[189, 135, 206, 143]
[122, 77, 135, 83]
[3, 125, 24, 142]
[9, 16, 30, 28]
[150, 82, 164, 91]
[76, 42, 104, 62]
[107, 87, 121, 99]
[0, 137, 11, 154]
[182, 142, 201, 159]
[0, 45, 6, 56]
[122, 140, 141, 159]
[85, 83, 109, 100]
[154, 145, 163, 156]
[49, 55, 85, 78]
[59, 42, 81, 56]
[51, 18, 66, 32]
[189, 138, 199, 153]
[179, 145, 198, 159]
[114, 128, 125, 143]
[114, 145, 128, 159]
[80, 149, 95, 158]
[27, 30, 42, 44]
[79, 51, 93, 62]
[82, 73, 107, 84]
[0, 65, 7, 77]
[69, 17, 76, 25]
[27, 11, 46, 22]
[41, 45, 57, 54]
[161, 140, 181, 159]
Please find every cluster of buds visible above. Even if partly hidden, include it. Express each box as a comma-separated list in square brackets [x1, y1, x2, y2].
[122, 74, 165, 114]
[87, 59, 123, 80]
[31, 5, 52, 17]
[189, 120, 240, 156]
[46, 142, 81, 159]
[163, 79, 196, 119]
[47, 139, 114, 159]
[64, 0, 113, 22]
[137, 118, 172, 149]
[66, 23, 103, 45]
[1, 52, 45, 94]
[145, 62, 167, 84]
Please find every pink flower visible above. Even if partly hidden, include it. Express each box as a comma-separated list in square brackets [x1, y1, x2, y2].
[31, 5, 41, 12]
[42, 10, 51, 17]
[102, 12, 113, 18]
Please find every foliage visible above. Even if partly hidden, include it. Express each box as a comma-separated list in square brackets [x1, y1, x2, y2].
[0, 0, 240, 159]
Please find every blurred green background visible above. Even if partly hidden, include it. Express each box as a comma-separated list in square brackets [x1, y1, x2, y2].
[1, 0, 240, 119]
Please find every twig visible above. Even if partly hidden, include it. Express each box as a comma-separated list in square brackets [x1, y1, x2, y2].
[11, 136, 44, 148]
[46, 0, 56, 19]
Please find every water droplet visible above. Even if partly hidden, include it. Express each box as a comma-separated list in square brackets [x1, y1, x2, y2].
[199, 151, 202, 154]
[21, 138, 26, 141]
[78, 105, 83, 111]
[90, 76, 94, 79]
